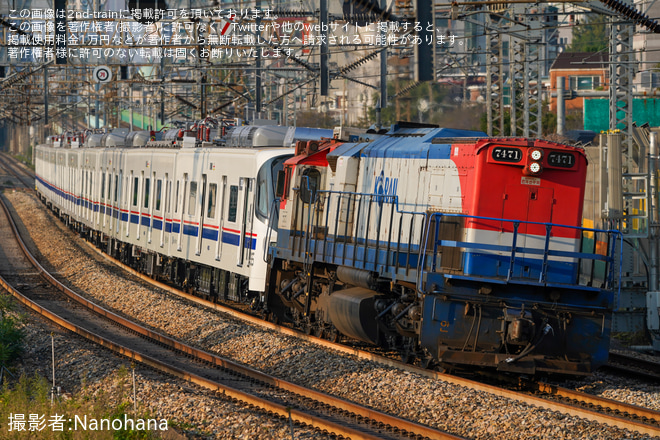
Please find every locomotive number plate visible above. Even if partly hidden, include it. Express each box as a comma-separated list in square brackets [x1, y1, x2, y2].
[491, 147, 522, 163]
[547, 152, 575, 168]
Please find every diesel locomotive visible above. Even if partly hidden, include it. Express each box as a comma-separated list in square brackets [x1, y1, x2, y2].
[34, 122, 620, 375]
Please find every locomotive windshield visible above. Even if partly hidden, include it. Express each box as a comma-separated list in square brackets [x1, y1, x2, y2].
[256, 155, 292, 221]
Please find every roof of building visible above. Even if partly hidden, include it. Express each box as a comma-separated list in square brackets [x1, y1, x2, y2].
[550, 52, 608, 70]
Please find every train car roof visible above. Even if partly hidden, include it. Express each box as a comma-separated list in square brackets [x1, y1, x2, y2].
[327, 127, 488, 161]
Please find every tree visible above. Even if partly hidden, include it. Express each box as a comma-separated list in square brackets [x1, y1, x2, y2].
[566, 16, 608, 53]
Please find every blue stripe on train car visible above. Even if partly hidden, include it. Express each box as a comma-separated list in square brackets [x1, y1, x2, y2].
[183, 224, 198, 237]
[172, 223, 180, 234]
[221, 231, 257, 250]
[141, 216, 151, 227]
[153, 219, 163, 230]
[202, 228, 219, 241]
[130, 214, 139, 224]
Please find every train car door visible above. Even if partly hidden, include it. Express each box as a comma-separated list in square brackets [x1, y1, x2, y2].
[215, 176, 227, 260]
[177, 174, 188, 252]
[238, 177, 254, 267]
[502, 184, 554, 277]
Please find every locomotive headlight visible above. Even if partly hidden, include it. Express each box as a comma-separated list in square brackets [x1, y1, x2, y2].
[530, 149, 544, 161]
[529, 162, 542, 174]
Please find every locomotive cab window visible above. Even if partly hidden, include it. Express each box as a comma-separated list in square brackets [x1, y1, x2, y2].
[300, 168, 320, 204]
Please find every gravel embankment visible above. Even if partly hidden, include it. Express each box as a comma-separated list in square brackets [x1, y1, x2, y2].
[7, 191, 660, 440]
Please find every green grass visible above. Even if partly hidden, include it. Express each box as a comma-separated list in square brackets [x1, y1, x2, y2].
[0, 373, 165, 439]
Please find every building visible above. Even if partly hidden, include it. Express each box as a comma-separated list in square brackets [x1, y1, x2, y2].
[634, 0, 660, 92]
[549, 52, 608, 112]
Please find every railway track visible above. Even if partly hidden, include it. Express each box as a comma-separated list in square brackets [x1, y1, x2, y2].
[3, 151, 660, 437]
[605, 352, 660, 383]
[0, 152, 34, 189]
[0, 180, 466, 439]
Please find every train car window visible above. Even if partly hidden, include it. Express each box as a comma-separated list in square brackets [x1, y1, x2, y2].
[114, 175, 119, 203]
[188, 181, 198, 215]
[256, 168, 269, 219]
[166, 180, 172, 214]
[108, 173, 113, 200]
[133, 177, 139, 206]
[228, 185, 238, 222]
[156, 179, 162, 211]
[90, 174, 93, 200]
[175, 181, 180, 213]
[101, 172, 106, 200]
[144, 178, 150, 209]
[300, 168, 320, 204]
[207, 183, 217, 218]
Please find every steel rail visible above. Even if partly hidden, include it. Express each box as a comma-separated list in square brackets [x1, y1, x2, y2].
[0, 153, 33, 189]
[531, 382, 660, 426]
[0, 193, 465, 440]
[606, 352, 660, 383]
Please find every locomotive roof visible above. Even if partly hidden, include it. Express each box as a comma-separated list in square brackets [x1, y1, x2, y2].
[327, 127, 488, 160]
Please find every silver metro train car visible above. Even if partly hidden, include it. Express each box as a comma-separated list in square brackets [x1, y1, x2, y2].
[35, 124, 332, 302]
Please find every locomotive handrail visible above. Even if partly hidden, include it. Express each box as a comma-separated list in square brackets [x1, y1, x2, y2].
[417, 212, 623, 297]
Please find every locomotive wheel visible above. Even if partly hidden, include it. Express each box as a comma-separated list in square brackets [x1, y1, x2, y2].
[420, 357, 434, 369]
[400, 352, 415, 364]
[327, 329, 340, 343]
